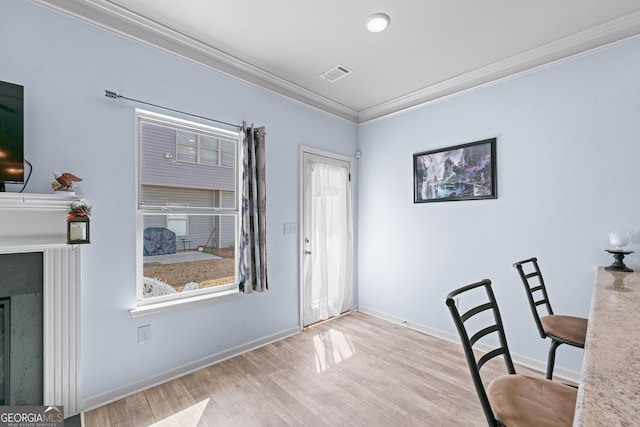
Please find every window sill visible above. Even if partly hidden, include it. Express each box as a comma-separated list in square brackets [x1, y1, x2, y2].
[129, 288, 240, 319]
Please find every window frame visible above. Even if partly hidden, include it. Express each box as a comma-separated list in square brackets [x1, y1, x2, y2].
[220, 138, 236, 167]
[133, 109, 241, 314]
[175, 131, 235, 168]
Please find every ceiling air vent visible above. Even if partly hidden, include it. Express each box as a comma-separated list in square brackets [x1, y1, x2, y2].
[320, 64, 352, 82]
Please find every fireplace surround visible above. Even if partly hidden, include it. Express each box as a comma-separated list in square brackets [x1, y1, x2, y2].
[0, 193, 82, 416]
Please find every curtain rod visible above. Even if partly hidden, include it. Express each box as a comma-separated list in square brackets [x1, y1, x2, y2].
[104, 90, 241, 130]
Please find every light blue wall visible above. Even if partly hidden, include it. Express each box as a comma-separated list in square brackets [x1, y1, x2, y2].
[358, 36, 640, 374]
[1, 1, 356, 406]
[5, 0, 640, 410]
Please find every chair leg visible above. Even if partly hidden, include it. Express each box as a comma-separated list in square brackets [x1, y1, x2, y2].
[546, 340, 562, 380]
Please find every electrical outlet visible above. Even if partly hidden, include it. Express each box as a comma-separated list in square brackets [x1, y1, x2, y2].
[138, 325, 151, 344]
[283, 223, 297, 235]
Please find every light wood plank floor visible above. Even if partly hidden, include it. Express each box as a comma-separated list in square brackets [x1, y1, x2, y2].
[83, 312, 545, 426]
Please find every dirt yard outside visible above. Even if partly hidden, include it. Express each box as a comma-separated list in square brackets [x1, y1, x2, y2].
[143, 249, 235, 293]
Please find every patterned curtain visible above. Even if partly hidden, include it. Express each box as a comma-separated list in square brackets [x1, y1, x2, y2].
[239, 123, 268, 293]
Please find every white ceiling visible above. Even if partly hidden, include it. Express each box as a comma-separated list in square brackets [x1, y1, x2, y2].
[35, 0, 640, 123]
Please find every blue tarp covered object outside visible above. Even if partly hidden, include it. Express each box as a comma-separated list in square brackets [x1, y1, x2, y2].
[143, 227, 176, 256]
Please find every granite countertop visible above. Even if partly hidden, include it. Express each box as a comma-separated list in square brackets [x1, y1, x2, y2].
[574, 267, 640, 426]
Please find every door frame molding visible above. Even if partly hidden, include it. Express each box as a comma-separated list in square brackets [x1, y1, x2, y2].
[298, 145, 355, 330]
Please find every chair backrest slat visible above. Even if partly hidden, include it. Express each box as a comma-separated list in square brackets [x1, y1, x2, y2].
[469, 324, 499, 347]
[530, 284, 544, 293]
[477, 347, 507, 370]
[461, 302, 493, 322]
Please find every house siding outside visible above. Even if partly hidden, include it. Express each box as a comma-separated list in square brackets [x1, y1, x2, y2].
[140, 185, 216, 208]
[139, 121, 235, 192]
[219, 190, 236, 249]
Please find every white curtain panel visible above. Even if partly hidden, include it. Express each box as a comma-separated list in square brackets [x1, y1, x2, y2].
[303, 161, 353, 325]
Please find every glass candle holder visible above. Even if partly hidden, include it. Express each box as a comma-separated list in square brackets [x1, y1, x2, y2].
[609, 230, 631, 250]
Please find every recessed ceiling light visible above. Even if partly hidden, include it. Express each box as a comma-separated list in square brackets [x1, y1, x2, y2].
[365, 13, 390, 33]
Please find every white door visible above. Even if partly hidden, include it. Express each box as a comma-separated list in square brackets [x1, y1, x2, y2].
[300, 148, 354, 327]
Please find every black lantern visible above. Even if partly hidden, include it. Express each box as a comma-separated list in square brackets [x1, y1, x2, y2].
[67, 201, 91, 244]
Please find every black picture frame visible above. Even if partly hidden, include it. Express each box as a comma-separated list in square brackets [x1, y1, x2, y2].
[413, 138, 497, 203]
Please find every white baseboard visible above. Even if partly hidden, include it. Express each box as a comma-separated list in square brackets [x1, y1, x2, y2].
[355, 305, 580, 383]
[81, 326, 300, 412]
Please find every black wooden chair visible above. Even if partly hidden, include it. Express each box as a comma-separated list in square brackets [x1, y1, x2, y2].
[513, 257, 588, 380]
[446, 279, 577, 426]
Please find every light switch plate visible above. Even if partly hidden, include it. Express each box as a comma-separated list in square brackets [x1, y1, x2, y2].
[284, 223, 297, 235]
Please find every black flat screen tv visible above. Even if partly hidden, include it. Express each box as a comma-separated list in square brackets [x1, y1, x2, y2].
[0, 80, 24, 192]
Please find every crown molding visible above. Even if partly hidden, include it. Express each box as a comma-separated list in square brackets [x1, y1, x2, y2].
[358, 10, 640, 123]
[31, 0, 359, 122]
[32, 1, 640, 124]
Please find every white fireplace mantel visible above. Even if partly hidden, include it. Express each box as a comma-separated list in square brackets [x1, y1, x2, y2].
[0, 192, 82, 416]
[0, 191, 80, 208]
[0, 192, 83, 245]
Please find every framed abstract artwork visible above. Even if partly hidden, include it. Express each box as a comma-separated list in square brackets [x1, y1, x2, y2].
[413, 138, 496, 203]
